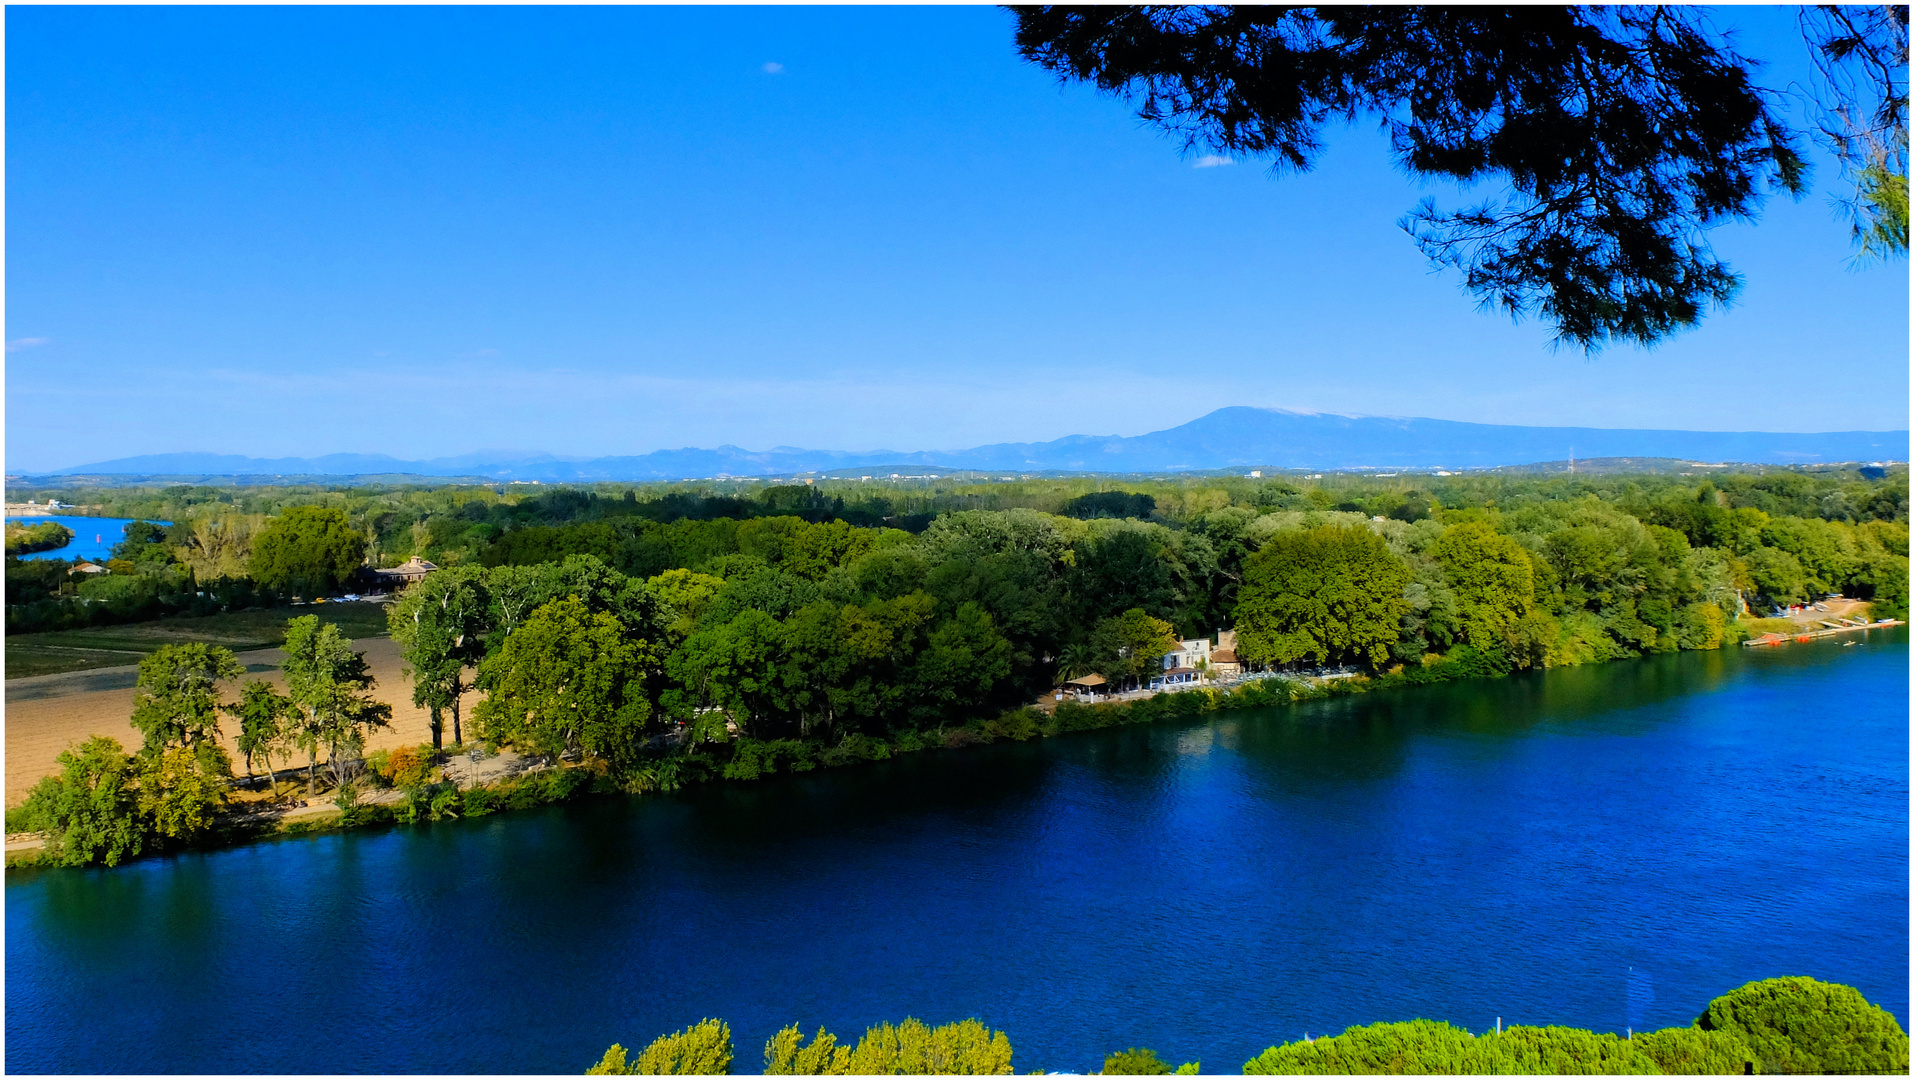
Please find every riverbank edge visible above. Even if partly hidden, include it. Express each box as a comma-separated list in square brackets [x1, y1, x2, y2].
[0, 668, 1381, 870]
[9, 624, 1902, 872]
[4, 521, 77, 557]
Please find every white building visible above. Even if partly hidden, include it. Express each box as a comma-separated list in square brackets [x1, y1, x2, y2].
[1163, 636, 1211, 671]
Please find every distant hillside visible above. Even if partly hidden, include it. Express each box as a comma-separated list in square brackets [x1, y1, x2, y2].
[43, 408, 1909, 480]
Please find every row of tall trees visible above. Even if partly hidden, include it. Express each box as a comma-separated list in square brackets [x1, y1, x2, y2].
[9, 620, 389, 867]
[1225, 499, 1902, 673]
[368, 499, 1905, 790]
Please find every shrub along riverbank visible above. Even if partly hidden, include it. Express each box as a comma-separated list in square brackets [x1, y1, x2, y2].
[582, 977, 1906, 1074]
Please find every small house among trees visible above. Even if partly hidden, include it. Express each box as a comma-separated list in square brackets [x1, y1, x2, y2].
[373, 556, 437, 589]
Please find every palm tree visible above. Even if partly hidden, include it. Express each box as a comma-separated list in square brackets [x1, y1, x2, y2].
[1056, 643, 1096, 682]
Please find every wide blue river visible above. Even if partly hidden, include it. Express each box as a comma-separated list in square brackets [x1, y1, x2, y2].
[6, 632, 1907, 1074]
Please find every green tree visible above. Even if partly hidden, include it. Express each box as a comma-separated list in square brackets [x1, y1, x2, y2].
[1013, 7, 1808, 348]
[138, 744, 232, 845]
[899, 600, 1014, 729]
[15, 736, 150, 867]
[1236, 525, 1410, 669]
[1742, 544, 1811, 608]
[1101, 1047, 1172, 1074]
[759, 1018, 1016, 1076]
[249, 506, 368, 597]
[647, 568, 727, 645]
[842, 1018, 1015, 1075]
[764, 1025, 853, 1075]
[1431, 522, 1535, 656]
[1091, 607, 1180, 686]
[589, 1019, 734, 1075]
[782, 519, 881, 581]
[226, 679, 295, 789]
[484, 563, 557, 638]
[1798, 5, 1908, 260]
[1696, 976, 1910, 1075]
[667, 608, 787, 738]
[1630, 1027, 1758, 1075]
[1242, 1019, 1662, 1074]
[388, 564, 490, 748]
[475, 596, 652, 767]
[5, 520, 74, 556]
[282, 615, 392, 793]
[1055, 642, 1097, 681]
[128, 643, 245, 758]
[111, 520, 176, 566]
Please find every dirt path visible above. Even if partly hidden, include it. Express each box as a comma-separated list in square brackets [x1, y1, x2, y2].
[5, 636, 478, 806]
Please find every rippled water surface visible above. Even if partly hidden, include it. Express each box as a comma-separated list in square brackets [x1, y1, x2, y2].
[7, 632, 1907, 1073]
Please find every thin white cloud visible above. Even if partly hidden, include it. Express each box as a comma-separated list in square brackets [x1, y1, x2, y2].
[6, 337, 51, 352]
[1192, 155, 1233, 168]
[762, 62, 784, 75]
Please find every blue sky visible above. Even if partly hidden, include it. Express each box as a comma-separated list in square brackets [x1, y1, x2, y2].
[6, 5, 1907, 473]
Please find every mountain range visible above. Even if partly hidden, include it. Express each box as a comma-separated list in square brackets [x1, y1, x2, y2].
[37, 408, 1910, 480]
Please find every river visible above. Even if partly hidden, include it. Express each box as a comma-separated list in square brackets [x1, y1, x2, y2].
[5, 631, 1906, 1074]
[4, 516, 171, 563]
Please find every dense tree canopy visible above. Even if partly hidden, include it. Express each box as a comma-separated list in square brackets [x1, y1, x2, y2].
[475, 595, 654, 767]
[1236, 524, 1411, 668]
[14, 736, 148, 868]
[128, 643, 245, 758]
[1697, 975, 1910, 1075]
[10, 468, 1905, 814]
[249, 506, 367, 597]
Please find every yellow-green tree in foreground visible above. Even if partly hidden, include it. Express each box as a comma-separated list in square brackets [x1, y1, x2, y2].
[589, 1020, 732, 1076]
[589, 1017, 1013, 1075]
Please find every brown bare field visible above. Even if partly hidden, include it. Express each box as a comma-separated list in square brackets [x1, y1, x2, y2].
[6, 601, 395, 678]
[5, 635, 477, 806]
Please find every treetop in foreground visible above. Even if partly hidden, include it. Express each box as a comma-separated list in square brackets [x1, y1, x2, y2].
[592, 1016, 1014, 1075]
[1242, 977, 1905, 1075]
[1697, 975, 1910, 1075]
[1013, 5, 1825, 349]
[583, 978, 1902, 1074]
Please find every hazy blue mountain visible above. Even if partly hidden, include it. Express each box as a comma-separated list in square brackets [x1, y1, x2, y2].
[43, 407, 1908, 480]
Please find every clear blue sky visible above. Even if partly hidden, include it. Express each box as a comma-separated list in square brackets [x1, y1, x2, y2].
[6, 5, 1907, 473]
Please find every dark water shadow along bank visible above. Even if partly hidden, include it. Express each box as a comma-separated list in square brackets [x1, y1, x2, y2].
[6, 631, 1906, 1074]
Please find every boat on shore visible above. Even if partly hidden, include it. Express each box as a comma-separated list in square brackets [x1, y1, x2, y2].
[1742, 619, 1906, 646]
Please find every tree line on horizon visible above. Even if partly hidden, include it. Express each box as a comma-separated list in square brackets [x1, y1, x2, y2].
[6, 468, 1907, 636]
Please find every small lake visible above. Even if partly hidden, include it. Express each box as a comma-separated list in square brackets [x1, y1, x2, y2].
[4, 516, 171, 563]
[5, 631, 1906, 1074]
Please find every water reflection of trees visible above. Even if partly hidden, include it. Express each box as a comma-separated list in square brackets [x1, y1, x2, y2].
[1214, 647, 1745, 788]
